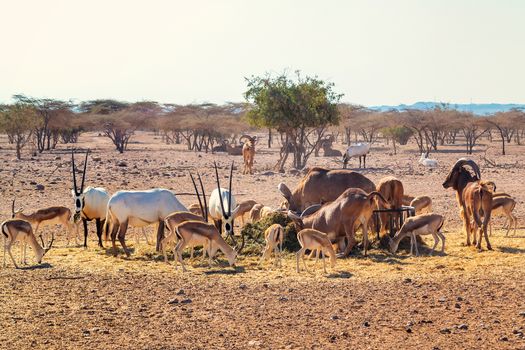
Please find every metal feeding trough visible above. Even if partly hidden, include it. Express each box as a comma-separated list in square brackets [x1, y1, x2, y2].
[373, 206, 416, 239]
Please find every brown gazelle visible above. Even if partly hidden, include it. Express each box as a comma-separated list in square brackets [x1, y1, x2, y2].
[489, 196, 518, 236]
[258, 224, 285, 267]
[389, 213, 445, 256]
[296, 228, 336, 274]
[240, 135, 257, 175]
[12, 199, 78, 245]
[163, 172, 213, 263]
[173, 220, 237, 272]
[2, 219, 54, 268]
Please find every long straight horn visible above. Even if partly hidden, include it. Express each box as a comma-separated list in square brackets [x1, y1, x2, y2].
[80, 149, 89, 193]
[198, 172, 208, 222]
[228, 161, 234, 216]
[214, 161, 227, 217]
[189, 172, 205, 220]
[11, 198, 15, 217]
[71, 150, 78, 195]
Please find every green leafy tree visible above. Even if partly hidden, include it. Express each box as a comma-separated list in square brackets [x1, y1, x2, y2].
[244, 71, 342, 170]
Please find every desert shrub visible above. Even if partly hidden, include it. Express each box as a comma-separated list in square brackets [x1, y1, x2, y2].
[240, 212, 300, 255]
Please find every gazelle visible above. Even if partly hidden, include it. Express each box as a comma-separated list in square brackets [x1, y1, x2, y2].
[12, 199, 78, 246]
[2, 219, 54, 268]
[258, 224, 285, 267]
[104, 188, 187, 257]
[162, 173, 209, 262]
[209, 162, 241, 241]
[71, 150, 110, 248]
[296, 228, 336, 274]
[388, 213, 445, 256]
[489, 196, 517, 236]
[173, 220, 237, 272]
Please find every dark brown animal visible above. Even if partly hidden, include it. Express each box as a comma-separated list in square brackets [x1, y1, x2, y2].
[442, 158, 494, 250]
[376, 176, 404, 235]
[278, 168, 376, 214]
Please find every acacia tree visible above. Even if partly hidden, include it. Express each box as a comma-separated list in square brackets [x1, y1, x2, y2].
[0, 103, 37, 159]
[13, 95, 73, 152]
[244, 71, 341, 171]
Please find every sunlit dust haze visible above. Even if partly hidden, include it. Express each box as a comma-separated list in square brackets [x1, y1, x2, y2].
[1, 0, 524, 106]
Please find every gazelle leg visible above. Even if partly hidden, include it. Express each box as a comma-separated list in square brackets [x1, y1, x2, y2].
[190, 247, 194, 260]
[7, 240, 18, 269]
[437, 231, 445, 253]
[296, 248, 306, 273]
[142, 227, 150, 245]
[322, 248, 327, 274]
[430, 233, 439, 255]
[174, 239, 187, 272]
[3, 235, 6, 268]
[258, 244, 271, 266]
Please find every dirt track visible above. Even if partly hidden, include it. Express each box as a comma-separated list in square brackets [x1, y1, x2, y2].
[0, 132, 524, 349]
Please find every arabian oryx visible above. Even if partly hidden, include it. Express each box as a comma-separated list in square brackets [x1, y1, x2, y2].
[208, 162, 243, 249]
[71, 150, 110, 248]
[104, 189, 187, 257]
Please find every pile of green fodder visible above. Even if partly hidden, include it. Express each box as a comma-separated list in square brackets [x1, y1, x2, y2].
[240, 212, 300, 255]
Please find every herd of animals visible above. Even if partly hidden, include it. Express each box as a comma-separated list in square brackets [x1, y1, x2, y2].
[1, 139, 520, 274]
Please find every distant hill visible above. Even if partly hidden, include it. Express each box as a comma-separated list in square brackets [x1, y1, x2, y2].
[369, 101, 525, 115]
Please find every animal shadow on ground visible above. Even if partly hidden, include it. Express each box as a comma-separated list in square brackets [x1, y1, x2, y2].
[498, 246, 525, 254]
[18, 262, 53, 270]
[102, 247, 136, 257]
[326, 271, 353, 279]
[204, 265, 245, 275]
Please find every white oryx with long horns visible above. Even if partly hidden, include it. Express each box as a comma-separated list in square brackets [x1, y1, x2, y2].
[208, 162, 243, 249]
[104, 188, 187, 257]
[71, 150, 110, 248]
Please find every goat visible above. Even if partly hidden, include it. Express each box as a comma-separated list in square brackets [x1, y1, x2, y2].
[240, 135, 257, 174]
[173, 220, 237, 272]
[288, 188, 390, 257]
[296, 228, 336, 274]
[2, 219, 54, 268]
[104, 188, 187, 257]
[258, 224, 285, 267]
[71, 150, 110, 248]
[376, 176, 405, 235]
[489, 196, 517, 236]
[419, 153, 438, 168]
[442, 158, 494, 250]
[278, 167, 376, 214]
[388, 214, 445, 256]
[342, 142, 370, 168]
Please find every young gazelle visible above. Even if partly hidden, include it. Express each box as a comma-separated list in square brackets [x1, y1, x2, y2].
[173, 220, 237, 272]
[12, 199, 78, 246]
[296, 228, 336, 274]
[389, 213, 445, 256]
[489, 196, 518, 236]
[258, 224, 285, 267]
[2, 219, 54, 268]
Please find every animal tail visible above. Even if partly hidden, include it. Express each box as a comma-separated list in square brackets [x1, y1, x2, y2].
[103, 207, 117, 242]
[1, 222, 8, 238]
[368, 191, 390, 208]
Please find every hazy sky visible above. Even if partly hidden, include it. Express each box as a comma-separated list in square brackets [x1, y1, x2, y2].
[1, 0, 524, 106]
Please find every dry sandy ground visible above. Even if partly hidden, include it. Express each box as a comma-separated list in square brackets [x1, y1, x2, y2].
[0, 132, 524, 349]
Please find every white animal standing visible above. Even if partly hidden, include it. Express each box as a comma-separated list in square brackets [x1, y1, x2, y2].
[71, 150, 110, 248]
[208, 162, 241, 245]
[343, 142, 370, 168]
[419, 153, 438, 168]
[104, 188, 187, 256]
